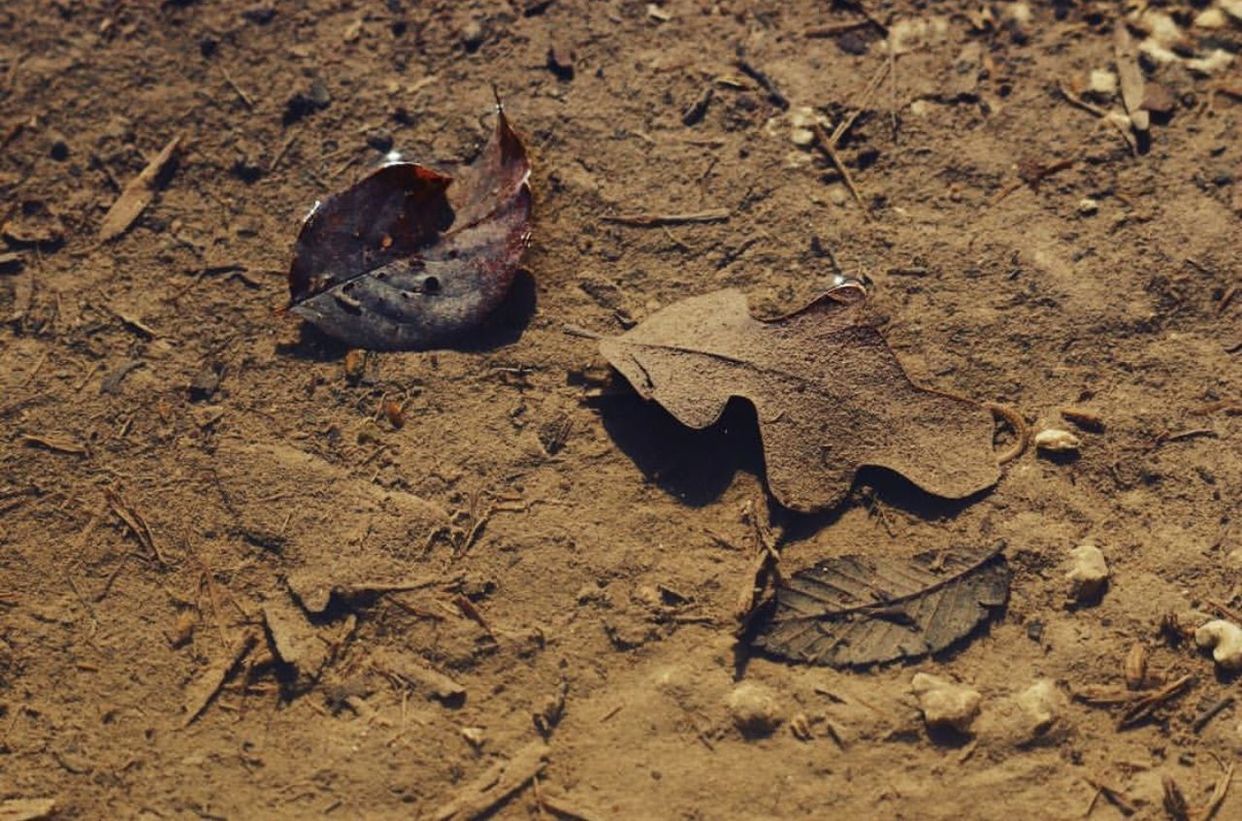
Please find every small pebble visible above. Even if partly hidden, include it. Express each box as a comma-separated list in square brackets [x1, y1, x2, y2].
[366, 130, 394, 153]
[1088, 69, 1117, 96]
[1077, 198, 1099, 216]
[1013, 679, 1066, 738]
[1195, 620, 1242, 671]
[1034, 428, 1080, 453]
[460, 20, 485, 52]
[726, 681, 783, 738]
[1195, 7, 1228, 28]
[1066, 541, 1109, 604]
[49, 134, 69, 161]
[911, 673, 981, 734]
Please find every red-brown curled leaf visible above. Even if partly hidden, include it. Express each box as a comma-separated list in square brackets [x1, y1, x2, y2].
[287, 106, 531, 350]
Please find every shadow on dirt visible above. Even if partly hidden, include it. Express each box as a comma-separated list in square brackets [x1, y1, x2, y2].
[598, 394, 766, 508]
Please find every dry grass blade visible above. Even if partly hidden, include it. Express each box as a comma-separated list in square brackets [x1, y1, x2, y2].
[106, 488, 165, 564]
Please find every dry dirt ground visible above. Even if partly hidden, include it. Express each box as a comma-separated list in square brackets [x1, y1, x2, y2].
[2, 1, 1240, 819]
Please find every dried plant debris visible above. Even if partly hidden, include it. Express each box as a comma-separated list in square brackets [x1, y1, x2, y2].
[599, 287, 1001, 512]
[287, 100, 531, 350]
[99, 135, 181, 242]
[753, 541, 1010, 667]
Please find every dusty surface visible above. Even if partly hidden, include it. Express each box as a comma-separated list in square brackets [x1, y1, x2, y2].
[1, 1, 1240, 818]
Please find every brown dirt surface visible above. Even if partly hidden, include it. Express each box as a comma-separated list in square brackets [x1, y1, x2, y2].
[1, 1, 1239, 819]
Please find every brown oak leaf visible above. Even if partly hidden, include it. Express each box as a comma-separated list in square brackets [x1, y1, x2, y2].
[287, 104, 531, 350]
[599, 287, 1001, 512]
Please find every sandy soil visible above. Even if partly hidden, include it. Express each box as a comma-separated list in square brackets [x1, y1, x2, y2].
[2, 1, 1240, 818]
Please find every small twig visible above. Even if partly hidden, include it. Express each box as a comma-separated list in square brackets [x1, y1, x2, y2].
[805, 20, 872, 38]
[830, 59, 891, 146]
[1207, 598, 1242, 624]
[1118, 674, 1195, 729]
[220, 65, 255, 109]
[602, 209, 730, 227]
[735, 59, 789, 110]
[268, 133, 298, 175]
[1192, 695, 1235, 734]
[1202, 763, 1234, 821]
[811, 122, 868, 217]
[1083, 778, 1137, 817]
[1163, 428, 1219, 444]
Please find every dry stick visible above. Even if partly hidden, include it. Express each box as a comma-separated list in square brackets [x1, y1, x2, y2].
[1203, 764, 1234, 821]
[1056, 83, 1137, 156]
[812, 122, 869, 217]
[220, 65, 255, 109]
[805, 20, 872, 37]
[1192, 695, 1235, 734]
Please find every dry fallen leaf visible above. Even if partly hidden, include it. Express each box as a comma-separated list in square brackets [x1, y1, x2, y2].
[287, 100, 532, 350]
[753, 541, 1010, 667]
[599, 287, 1001, 512]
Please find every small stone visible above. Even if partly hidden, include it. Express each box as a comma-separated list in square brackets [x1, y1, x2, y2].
[241, 5, 276, 25]
[1077, 198, 1099, 216]
[726, 681, 784, 738]
[790, 127, 815, 147]
[460, 726, 486, 748]
[1088, 69, 1117, 96]
[1066, 541, 1109, 604]
[308, 79, 331, 108]
[283, 81, 332, 126]
[460, 20, 485, 52]
[231, 155, 265, 184]
[911, 673, 981, 734]
[1194, 7, 1227, 29]
[1034, 428, 1080, 453]
[1013, 679, 1065, 738]
[1195, 620, 1242, 671]
[189, 366, 221, 401]
[978, 679, 1067, 747]
[366, 130, 394, 153]
[49, 134, 69, 161]
[546, 45, 574, 81]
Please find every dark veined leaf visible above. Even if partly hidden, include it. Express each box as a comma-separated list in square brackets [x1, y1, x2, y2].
[287, 103, 531, 350]
[753, 540, 1010, 667]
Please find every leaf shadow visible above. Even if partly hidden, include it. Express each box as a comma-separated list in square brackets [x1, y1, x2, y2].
[598, 394, 766, 508]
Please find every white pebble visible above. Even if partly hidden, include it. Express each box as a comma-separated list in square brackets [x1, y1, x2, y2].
[1034, 428, 1081, 453]
[1195, 7, 1228, 28]
[911, 673, 981, 733]
[1077, 198, 1099, 216]
[1186, 49, 1235, 76]
[726, 681, 784, 737]
[1066, 541, 1109, 603]
[1195, 620, 1242, 671]
[1088, 69, 1117, 96]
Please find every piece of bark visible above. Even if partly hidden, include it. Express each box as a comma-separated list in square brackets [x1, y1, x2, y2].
[432, 741, 549, 820]
[99, 135, 181, 241]
[375, 650, 466, 704]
